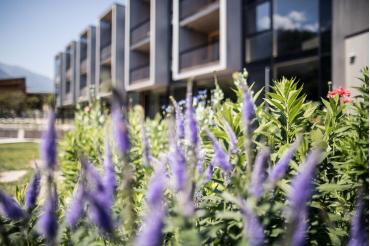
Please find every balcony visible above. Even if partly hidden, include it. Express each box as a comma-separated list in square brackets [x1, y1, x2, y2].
[100, 44, 111, 63]
[180, 0, 218, 20]
[79, 86, 88, 98]
[64, 92, 72, 103]
[180, 40, 219, 70]
[131, 19, 150, 46]
[130, 64, 150, 83]
[80, 58, 87, 74]
[66, 68, 72, 80]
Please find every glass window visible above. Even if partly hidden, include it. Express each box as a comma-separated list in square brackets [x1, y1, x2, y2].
[274, 0, 319, 57]
[275, 57, 320, 100]
[246, 31, 272, 62]
[247, 1, 271, 35]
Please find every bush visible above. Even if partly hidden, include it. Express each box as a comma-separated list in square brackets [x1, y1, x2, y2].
[0, 68, 368, 246]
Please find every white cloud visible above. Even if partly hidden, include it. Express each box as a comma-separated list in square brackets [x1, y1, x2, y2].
[273, 10, 318, 32]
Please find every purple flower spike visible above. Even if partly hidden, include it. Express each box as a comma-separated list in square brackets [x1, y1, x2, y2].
[249, 147, 270, 198]
[206, 129, 232, 173]
[41, 110, 57, 171]
[81, 157, 105, 194]
[222, 119, 238, 154]
[103, 139, 116, 205]
[205, 160, 214, 182]
[112, 104, 130, 156]
[348, 194, 368, 246]
[292, 210, 308, 246]
[134, 208, 165, 246]
[0, 191, 25, 220]
[174, 102, 185, 139]
[241, 201, 265, 246]
[65, 184, 85, 229]
[185, 83, 199, 147]
[288, 149, 322, 215]
[141, 123, 152, 166]
[25, 167, 41, 210]
[288, 149, 322, 245]
[87, 192, 114, 234]
[37, 188, 58, 242]
[268, 138, 300, 184]
[169, 145, 187, 192]
[242, 86, 255, 125]
[146, 166, 165, 208]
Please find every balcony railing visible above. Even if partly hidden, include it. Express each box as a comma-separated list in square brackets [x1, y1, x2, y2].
[180, 40, 219, 70]
[131, 19, 150, 45]
[79, 86, 88, 98]
[64, 92, 72, 103]
[130, 64, 150, 83]
[80, 59, 87, 74]
[66, 68, 72, 80]
[100, 44, 111, 62]
[180, 0, 218, 20]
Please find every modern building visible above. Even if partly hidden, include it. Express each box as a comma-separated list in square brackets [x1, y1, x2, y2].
[76, 26, 96, 103]
[62, 41, 77, 107]
[54, 0, 369, 116]
[95, 3, 125, 99]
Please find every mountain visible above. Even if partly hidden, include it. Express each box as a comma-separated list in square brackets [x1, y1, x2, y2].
[0, 62, 53, 93]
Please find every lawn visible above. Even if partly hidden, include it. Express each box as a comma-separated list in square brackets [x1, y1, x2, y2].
[0, 142, 39, 195]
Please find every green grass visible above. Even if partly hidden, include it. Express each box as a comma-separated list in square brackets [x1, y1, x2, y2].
[0, 142, 39, 195]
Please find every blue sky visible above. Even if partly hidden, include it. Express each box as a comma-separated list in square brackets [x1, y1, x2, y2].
[0, 0, 125, 79]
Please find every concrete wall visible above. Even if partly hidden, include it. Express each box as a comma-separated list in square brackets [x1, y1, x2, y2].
[332, 0, 369, 87]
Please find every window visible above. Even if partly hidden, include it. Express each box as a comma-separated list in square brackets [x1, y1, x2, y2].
[66, 81, 71, 94]
[274, 0, 319, 57]
[245, 1, 272, 63]
[246, 1, 271, 35]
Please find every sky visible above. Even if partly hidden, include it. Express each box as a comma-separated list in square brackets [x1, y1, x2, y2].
[0, 0, 125, 79]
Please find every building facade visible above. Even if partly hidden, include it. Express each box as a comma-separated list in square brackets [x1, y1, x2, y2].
[54, 0, 369, 117]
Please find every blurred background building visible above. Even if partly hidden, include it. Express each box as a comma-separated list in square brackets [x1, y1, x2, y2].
[54, 0, 369, 118]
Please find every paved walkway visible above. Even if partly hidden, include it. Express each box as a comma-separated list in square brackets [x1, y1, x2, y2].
[0, 170, 28, 183]
[0, 138, 40, 144]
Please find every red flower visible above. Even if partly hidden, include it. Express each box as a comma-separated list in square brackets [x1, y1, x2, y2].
[327, 87, 351, 99]
[340, 97, 353, 103]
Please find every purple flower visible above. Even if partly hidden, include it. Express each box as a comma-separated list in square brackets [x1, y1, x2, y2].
[348, 194, 368, 246]
[112, 103, 130, 156]
[205, 160, 214, 182]
[169, 144, 187, 192]
[292, 210, 308, 246]
[146, 165, 165, 208]
[25, 167, 41, 210]
[103, 139, 116, 205]
[268, 139, 300, 184]
[0, 190, 25, 220]
[240, 201, 264, 246]
[41, 111, 57, 170]
[288, 149, 322, 215]
[37, 188, 58, 243]
[242, 86, 255, 125]
[174, 103, 185, 139]
[141, 123, 152, 166]
[206, 129, 232, 173]
[87, 192, 114, 234]
[81, 157, 105, 194]
[134, 208, 165, 246]
[65, 184, 85, 229]
[185, 83, 199, 147]
[222, 119, 238, 153]
[287, 149, 322, 245]
[249, 147, 270, 198]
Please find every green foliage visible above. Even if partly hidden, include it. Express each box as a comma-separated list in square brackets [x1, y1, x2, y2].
[1, 68, 368, 246]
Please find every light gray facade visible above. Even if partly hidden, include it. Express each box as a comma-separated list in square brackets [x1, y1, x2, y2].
[76, 26, 96, 102]
[332, 0, 369, 89]
[125, 0, 171, 91]
[95, 3, 125, 98]
[62, 41, 77, 106]
[54, 52, 64, 108]
[172, 0, 242, 81]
